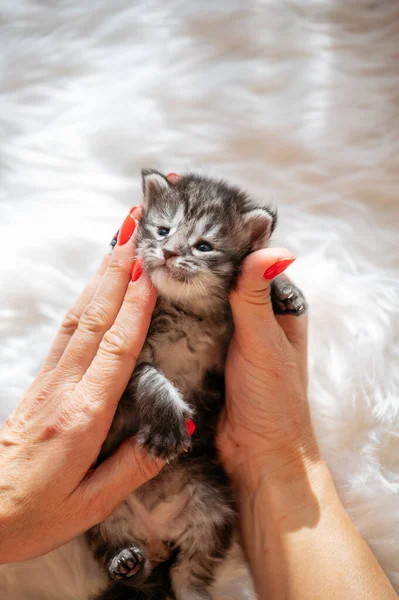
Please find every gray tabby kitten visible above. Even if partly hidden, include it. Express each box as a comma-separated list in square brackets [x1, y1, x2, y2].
[88, 170, 307, 600]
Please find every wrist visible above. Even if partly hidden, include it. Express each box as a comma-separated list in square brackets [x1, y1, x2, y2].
[233, 456, 338, 578]
[235, 453, 338, 524]
[228, 440, 331, 498]
[225, 433, 321, 495]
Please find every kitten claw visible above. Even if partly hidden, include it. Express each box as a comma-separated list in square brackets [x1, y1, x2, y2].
[137, 397, 194, 461]
[271, 278, 308, 316]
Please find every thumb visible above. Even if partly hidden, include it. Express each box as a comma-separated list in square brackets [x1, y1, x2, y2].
[79, 439, 165, 523]
[230, 248, 296, 346]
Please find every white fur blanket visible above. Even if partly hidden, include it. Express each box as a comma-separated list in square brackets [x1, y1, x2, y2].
[0, 1, 398, 598]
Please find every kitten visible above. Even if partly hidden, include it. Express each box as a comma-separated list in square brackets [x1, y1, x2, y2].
[87, 170, 307, 600]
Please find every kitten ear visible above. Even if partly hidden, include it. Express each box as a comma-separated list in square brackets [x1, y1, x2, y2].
[242, 206, 277, 250]
[141, 168, 170, 208]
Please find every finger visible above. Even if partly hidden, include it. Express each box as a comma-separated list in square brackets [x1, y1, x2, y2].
[77, 439, 165, 524]
[109, 205, 143, 254]
[229, 248, 296, 349]
[57, 209, 139, 382]
[275, 308, 308, 386]
[40, 255, 110, 374]
[275, 308, 308, 353]
[74, 264, 156, 423]
[166, 172, 182, 184]
[109, 229, 119, 252]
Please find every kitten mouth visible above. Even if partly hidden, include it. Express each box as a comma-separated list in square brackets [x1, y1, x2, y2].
[159, 264, 194, 283]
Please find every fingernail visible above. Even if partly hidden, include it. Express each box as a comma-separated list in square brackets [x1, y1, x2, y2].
[186, 419, 196, 437]
[130, 204, 143, 217]
[166, 173, 181, 184]
[117, 213, 136, 246]
[263, 257, 296, 280]
[131, 259, 143, 282]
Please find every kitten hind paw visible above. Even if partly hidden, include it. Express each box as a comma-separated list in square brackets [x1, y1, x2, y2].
[108, 546, 145, 581]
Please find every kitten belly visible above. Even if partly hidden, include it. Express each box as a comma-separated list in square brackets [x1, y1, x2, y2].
[144, 323, 229, 394]
[98, 475, 191, 565]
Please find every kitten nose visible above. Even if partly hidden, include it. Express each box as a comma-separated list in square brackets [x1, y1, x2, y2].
[163, 249, 178, 260]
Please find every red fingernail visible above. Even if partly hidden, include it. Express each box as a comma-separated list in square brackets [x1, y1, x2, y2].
[117, 213, 136, 246]
[263, 257, 296, 280]
[130, 204, 143, 217]
[131, 259, 143, 282]
[166, 172, 181, 184]
[186, 419, 196, 437]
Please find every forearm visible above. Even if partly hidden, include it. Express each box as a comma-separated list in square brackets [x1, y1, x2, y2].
[235, 459, 397, 600]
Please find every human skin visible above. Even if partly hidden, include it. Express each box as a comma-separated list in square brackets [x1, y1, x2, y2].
[0, 208, 165, 563]
[0, 206, 396, 600]
[217, 249, 398, 600]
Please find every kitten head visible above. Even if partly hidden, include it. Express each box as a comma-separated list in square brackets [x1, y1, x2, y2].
[136, 169, 277, 307]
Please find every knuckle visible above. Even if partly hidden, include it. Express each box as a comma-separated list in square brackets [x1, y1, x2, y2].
[231, 285, 272, 309]
[108, 256, 132, 277]
[124, 285, 154, 319]
[40, 408, 75, 441]
[62, 305, 83, 333]
[136, 462, 155, 483]
[100, 326, 138, 360]
[134, 453, 161, 483]
[79, 301, 110, 334]
[2, 412, 24, 436]
[123, 293, 146, 317]
[132, 443, 164, 479]
[84, 490, 110, 523]
[244, 287, 272, 307]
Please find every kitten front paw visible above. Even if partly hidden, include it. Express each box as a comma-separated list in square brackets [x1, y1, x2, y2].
[108, 546, 145, 581]
[271, 277, 308, 316]
[137, 400, 194, 461]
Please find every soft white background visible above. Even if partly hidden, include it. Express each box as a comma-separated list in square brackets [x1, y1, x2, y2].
[0, 0, 398, 598]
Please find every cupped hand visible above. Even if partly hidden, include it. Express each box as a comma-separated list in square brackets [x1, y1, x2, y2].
[218, 249, 319, 490]
[0, 207, 161, 564]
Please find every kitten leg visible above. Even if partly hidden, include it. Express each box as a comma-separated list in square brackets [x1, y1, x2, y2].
[170, 496, 235, 600]
[130, 363, 194, 461]
[171, 557, 213, 600]
[271, 275, 308, 316]
[171, 539, 232, 600]
[87, 523, 149, 584]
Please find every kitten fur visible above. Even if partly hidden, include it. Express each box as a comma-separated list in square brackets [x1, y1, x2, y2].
[87, 170, 307, 600]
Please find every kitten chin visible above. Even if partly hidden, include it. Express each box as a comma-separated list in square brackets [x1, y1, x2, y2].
[149, 265, 224, 310]
[150, 267, 194, 299]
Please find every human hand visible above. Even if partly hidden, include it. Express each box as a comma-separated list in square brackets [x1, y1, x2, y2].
[218, 248, 319, 491]
[0, 207, 161, 564]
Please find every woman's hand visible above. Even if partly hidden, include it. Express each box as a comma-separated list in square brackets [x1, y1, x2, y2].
[0, 207, 161, 564]
[218, 248, 318, 490]
[218, 249, 398, 600]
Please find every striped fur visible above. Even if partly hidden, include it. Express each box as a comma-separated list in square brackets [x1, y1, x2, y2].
[89, 171, 305, 600]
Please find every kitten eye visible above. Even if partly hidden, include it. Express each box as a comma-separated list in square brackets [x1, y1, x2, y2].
[157, 227, 170, 237]
[195, 241, 213, 252]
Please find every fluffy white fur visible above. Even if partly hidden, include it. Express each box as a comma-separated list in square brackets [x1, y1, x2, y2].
[0, 0, 398, 597]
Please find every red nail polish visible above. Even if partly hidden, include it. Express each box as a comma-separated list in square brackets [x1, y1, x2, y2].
[263, 257, 296, 280]
[131, 259, 143, 282]
[129, 204, 143, 217]
[186, 419, 196, 437]
[117, 213, 136, 246]
[166, 173, 181, 184]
